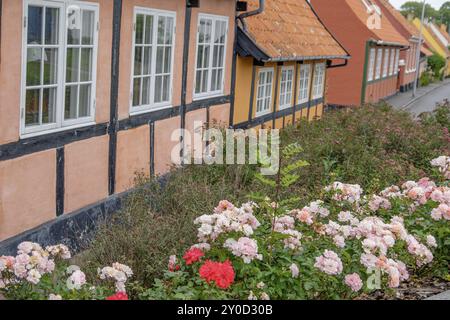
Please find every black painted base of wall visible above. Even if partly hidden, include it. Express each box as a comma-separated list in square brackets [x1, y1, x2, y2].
[400, 81, 415, 93]
[0, 191, 129, 256]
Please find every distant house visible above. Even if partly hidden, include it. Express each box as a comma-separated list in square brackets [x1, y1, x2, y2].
[232, 0, 349, 129]
[412, 18, 450, 77]
[310, 0, 409, 107]
[373, 0, 428, 92]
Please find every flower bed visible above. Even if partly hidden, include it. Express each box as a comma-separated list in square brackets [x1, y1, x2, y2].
[1, 156, 448, 300]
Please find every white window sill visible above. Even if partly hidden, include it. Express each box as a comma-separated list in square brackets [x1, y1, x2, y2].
[193, 92, 225, 102]
[20, 121, 97, 140]
[255, 110, 272, 118]
[279, 104, 292, 110]
[130, 104, 173, 117]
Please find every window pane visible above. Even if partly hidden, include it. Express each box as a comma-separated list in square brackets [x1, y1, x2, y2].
[27, 48, 42, 86]
[144, 15, 153, 45]
[154, 76, 162, 103]
[44, 48, 58, 85]
[45, 7, 59, 45]
[157, 16, 166, 45]
[211, 69, 217, 91]
[201, 70, 208, 92]
[165, 17, 174, 45]
[66, 48, 80, 83]
[197, 45, 204, 69]
[80, 48, 93, 81]
[164, 47, 171, 73]
[156, 46, 164, 74]
[67, 20, 81, 44]
[65, 85, 78, 119]
[203, 45, 210, 68]
[143, 47, 152, 75]
[142, 77, 151, 105]
[42, 87, 57, 124]
[28, 6, 43, 44]
[81, 10, 95, 45]
[135, 14, 144, 44]
[25, 89, 40, 126]
[134, 46, 143, 75]
[195, 70, 202, 93]
[132, 78, 141, 107]
[78, 84, 91, 117]
[162, 75, 170, 102]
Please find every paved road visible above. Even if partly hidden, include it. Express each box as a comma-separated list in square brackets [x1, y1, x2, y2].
[386, 79, 450, 116]
[403, 81, 450, 116]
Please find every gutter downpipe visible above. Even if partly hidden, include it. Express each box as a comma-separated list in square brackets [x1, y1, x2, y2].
[237, 0, 265, 31]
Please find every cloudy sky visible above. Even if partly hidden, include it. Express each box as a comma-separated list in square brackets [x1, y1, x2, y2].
[390, 0, 447, 9]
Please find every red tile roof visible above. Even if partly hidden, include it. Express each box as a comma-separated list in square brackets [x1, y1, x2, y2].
[241, 0, 349, 60]
[374, 0, 419, 38]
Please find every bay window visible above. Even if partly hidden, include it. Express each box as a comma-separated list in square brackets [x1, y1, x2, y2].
[279, 66, 294, 109]
[255, 68, 274, 116]
[298, 64, 311, 103]
[194, 14, 228, 99]
[21, 0, 99, 136]
[131, 8, 176, 113]
[312, 63, 325, 99]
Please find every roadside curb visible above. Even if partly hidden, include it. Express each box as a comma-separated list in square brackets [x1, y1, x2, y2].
[425, 290, 450, 300]
[400, 80, 450, 111]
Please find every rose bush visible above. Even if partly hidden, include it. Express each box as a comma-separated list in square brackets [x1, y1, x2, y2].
[138, 156, 450, 300]
[0, 243, 133, 300]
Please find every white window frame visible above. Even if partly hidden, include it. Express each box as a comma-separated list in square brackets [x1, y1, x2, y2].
[389, 48, 395, 76]
[375, 48, 383, 80]
[255, 67, 274, 117]
[20, 0, 99, 138]
[279, 65, 294, 110]
[312, 63, 326, 100]
[367, 48, 376, 81]
[298, 63, 311, 103]
[129, 7, 177, 115]
[193, 13, 229, 100]
[382, 48, 389, 78]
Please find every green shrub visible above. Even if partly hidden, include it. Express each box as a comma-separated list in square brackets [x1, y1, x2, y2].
[420, 71, 432, 87]
[428, 53, 446, 80]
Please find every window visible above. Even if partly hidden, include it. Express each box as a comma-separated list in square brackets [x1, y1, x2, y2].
[312, 63, 326, 99]
[194, 14, 228, 99]
[255, 68, 274, 116]
[131, 8, 176, 113]
[367, 48, 376, 81]
[21, 1, 99, 136]
[279, 66, 294, 109]
[382, 48, 389, 78]
[298, 64, 311, 103]
[389, 48, 395, 76]
[375, 48, 383, 80]
[394, 48, 400, 74]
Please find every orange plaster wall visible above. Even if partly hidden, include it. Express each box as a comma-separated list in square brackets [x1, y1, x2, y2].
[116, 126, 150, 193]
[64, 136, 109, 214]
[209, 103, 230, 127]
[117, 0, 185, 120]
[0, 0, 22, 144]
[154, 116, 181, 175]
[0, 150, 56, 240]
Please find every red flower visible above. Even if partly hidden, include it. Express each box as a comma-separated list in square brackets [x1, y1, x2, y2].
[199, 260, 235, 289]
[183, 248, 204, 265]
[106, 292, 129, 300]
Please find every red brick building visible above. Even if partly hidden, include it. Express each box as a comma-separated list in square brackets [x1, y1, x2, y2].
[310, 0, 408, 106]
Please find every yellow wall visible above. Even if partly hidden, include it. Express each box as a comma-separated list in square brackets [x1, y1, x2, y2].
[233, 57, 326, 130]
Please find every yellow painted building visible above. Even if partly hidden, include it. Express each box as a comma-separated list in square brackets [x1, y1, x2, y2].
[232, 0, 349, 130]
[412, 18, 450, 76]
